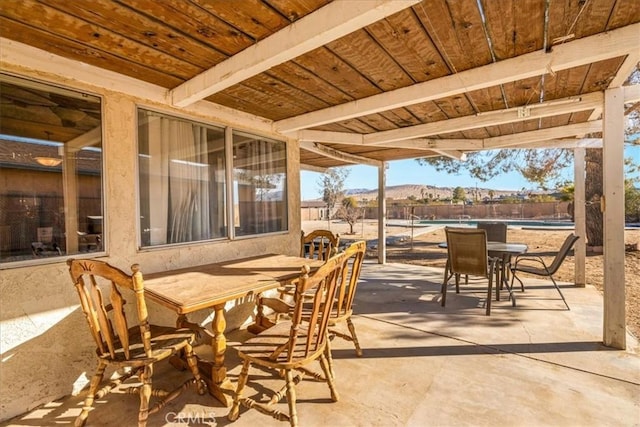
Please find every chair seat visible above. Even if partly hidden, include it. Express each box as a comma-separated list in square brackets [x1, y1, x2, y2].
[511, 264, 547, 276]
[238, 321, 323, 368]
[100, 325, 196, 365]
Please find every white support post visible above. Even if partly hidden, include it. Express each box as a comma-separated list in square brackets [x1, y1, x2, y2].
[602, 88, 626, 349]
[378, 163, 386, 264]
[573, 147, 586, 287]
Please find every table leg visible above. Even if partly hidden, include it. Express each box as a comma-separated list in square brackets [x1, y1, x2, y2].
[205, 303, 235, 406]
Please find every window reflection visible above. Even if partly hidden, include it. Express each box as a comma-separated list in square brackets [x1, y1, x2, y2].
[0, 75, 103, 265]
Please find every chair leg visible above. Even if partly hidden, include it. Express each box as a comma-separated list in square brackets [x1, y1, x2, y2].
[455, 273, 460, 293]
[486, 265, 494, 316]
[228, 360, 250, 422]
[346, 317, 363, 357]
[184, 343, 206, 395]
[284, 369, 298, 427]
[441, 260, 452, 307]
[511, 270, 525, 292]
[75, 361, 107, 427]
[550, 275, 571, 310]
[319, 352, 339, 402]
[138, 365, 153, 427]
[324, 339, 335, 379]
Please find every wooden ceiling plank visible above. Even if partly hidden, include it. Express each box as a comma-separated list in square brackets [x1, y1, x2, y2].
[37, 0, 225, 69]
[482, 0, 546, 60]
[366, 9, 450, 83]
[413, 0, 493, 72]
[192, 0, 290, 41]
[326, 29, 414, 91]
[432, 93, 477, 119]
[293, 47, 381, 99]
[328, 118, 378, 134]
[404, 101, 449, 123]
[214, 84, 301, 120]
[237, 73, 331, 118]
[581, 57, 628, 94]
[2, 1, 204, 78]
[0, 18, 184, 88]
[267, 62, 353, 105]
[363, 91, 603, 144]
[122, 0, 254, 56]
[501, 76, 543, 109]
[275, 23, 639, 132]
[607, 0, 640, 29]
[170, 0, 421, 107]
[265, 0, 332, 22]
[465, 85, 507, 113]
[353, 113, 398, 132]
[378, 108, 423, 128]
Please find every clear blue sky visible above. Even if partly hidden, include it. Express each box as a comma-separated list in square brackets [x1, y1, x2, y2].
[301, 145, 640, 200]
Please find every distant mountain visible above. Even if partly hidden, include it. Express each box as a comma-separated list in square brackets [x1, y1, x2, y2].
[342, 184, 522, 201]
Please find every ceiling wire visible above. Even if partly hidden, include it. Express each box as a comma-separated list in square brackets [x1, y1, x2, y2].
[536, 0, 552, 129]
[475, 0, 509, 112]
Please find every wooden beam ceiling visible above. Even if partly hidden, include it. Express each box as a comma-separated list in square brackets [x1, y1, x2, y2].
[275, 23, 640, 132]
[170, 0, 421, 107]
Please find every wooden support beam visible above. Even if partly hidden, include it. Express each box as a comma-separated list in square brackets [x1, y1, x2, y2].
[299, 141, 382, 167]
[520, 138, 602, 149]
[431, 150, 467, 160]
[365, 92, 603, 144]
[170, 0, 420, 107]
[300, 163, 328, 173]
[276, 23, 639, 131]
[574, 147, 586, 287]
[378, 163, 386, 264]
[602, 88, 626, 349]
[297, 129, 364, 144]
[483, 121, 602, 149]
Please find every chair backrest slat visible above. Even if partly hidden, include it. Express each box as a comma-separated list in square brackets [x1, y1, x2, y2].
[333, 241, 366, 319]
[445, 227, 489, 277]
[547, 234, 579, 274]
[68, 259, 147, 361]
[288, 250, 346, 361]
[301, 230, 340, 261]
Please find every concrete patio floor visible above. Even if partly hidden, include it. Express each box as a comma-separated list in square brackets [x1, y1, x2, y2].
[3, 261, 639, 427]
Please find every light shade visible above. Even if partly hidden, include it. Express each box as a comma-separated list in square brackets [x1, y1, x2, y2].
[35, 157, 62, 167]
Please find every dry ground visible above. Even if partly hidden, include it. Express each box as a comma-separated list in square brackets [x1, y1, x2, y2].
[303, 220, 640, 340]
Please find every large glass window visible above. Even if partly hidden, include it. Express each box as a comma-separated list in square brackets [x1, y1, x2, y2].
[138, 110, 227, 247]
[0, 74, 103, 265]
[233, 132, 287, 236]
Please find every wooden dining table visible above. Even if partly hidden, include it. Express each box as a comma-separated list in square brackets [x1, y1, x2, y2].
[143, 253, 324, 406]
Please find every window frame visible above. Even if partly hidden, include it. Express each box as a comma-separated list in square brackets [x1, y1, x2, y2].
[135, 106, 289, 252]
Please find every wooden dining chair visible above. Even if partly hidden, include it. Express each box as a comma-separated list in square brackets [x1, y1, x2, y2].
[228, 250, 347, 427]
[271, 229, 341, 305]
[328, 240, 366, 357]
[67, 259, 206, 427]
[510, 233, 579, 310]
[441, 227, 498, 315]
[300, 229, 340, 260]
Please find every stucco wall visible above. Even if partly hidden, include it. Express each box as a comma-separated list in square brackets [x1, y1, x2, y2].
[0, 71, 301, 421]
